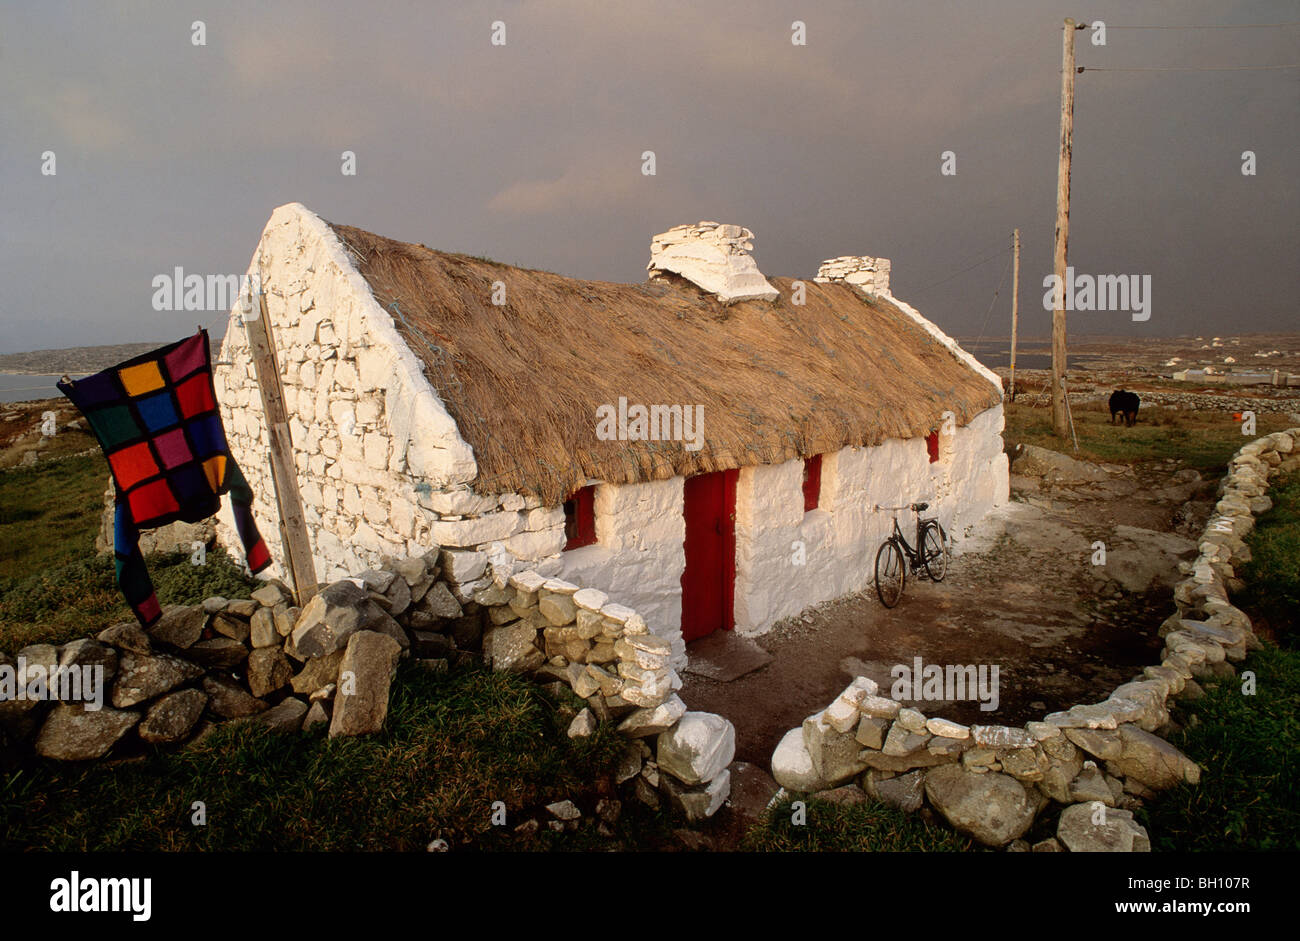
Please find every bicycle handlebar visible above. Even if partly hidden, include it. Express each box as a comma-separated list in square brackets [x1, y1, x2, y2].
[873, 502, 929, 512]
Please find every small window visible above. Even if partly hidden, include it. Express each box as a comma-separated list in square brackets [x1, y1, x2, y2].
[925, 432, 940, 464]
[563, 485, 596, 550]
[802, 455, 822, 512]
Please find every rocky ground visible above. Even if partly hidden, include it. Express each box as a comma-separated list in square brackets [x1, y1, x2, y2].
[682, 447, 1215, 770]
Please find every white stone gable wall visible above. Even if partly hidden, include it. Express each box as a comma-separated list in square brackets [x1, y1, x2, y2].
[214, 202, 496, 582]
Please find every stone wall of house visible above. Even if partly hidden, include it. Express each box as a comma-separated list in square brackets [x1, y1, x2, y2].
[213, 204, 697, 671]
[735, 403, 1008, 633]
[769, 428, 1296, 852]
[212, 202, 1005, 671]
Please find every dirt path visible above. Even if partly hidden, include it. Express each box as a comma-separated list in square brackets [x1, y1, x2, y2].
[681, 459, 1212, 767]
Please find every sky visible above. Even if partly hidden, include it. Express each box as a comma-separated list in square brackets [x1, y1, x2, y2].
[1, 0, 1297, 354]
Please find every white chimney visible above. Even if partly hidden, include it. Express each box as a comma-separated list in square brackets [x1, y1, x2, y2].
[814, 255, 891, 296]
[647, 222, 779, 304]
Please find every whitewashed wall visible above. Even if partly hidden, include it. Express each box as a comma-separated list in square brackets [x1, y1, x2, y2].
[732, 403, 1008, 636]
[215, 202, 1005, 669]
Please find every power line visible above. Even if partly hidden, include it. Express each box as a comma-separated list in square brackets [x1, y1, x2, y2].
[971, 252, 1013, 355]
[907, 248, 1006, 297]
[1079, 64, 1300, 72]
[1105, 22, 1300, 30]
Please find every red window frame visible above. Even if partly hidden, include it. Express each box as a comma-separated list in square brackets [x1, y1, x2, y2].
[926, 432, 940, 464]
[802, 455, 822, 512]
[563, 485, 597, 550]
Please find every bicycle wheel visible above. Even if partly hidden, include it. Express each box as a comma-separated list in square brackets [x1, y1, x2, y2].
[874, 539, 905, 608]
[922, 522, 949, 582]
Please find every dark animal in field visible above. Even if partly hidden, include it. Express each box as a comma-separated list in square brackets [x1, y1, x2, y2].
[1109, 389, 1140, 426]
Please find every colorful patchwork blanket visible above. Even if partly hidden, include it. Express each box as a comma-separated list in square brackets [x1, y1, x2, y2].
[58, 330, 271, 626]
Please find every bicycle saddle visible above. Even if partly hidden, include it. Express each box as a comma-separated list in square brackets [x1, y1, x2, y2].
[910, 502, 929, 511]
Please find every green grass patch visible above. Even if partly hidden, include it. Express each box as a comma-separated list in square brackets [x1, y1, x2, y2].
[741, 796, 974, 852]
[0, 452, 259, 650]
[1138, 644, 1300, 851]
[0, 548, 258, 650]
[1237, 472, 1300, 646]
[0, 662, 663, 852]
[1005, 401, 1291, 476]
[0, 454, 105, 580]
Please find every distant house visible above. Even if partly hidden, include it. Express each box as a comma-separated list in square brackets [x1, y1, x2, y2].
[215, 204, 1008, 668]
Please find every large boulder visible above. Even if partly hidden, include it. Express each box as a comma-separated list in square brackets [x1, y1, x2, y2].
[328, 631, 402, 738]
[656, 712, 736, 786]
[771, 726, 828, 792]
[138, 689, 207, 744]
[111, 651, 203, 708]
[1057, 802, 1151, 852]
[35, 704, 138, 760]
[924, 764, 1038, 847]
[1011, 444, 1109, 485]
[1104, 725, 1201, 790]
[291, 580, 406, 659]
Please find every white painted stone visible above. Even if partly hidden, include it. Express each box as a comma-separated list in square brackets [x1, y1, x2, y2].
[647, 222, 779, 304]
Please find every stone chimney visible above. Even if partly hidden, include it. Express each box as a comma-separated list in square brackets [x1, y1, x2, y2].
[647, 222, 779, 304]
[814, 255, 891, 296]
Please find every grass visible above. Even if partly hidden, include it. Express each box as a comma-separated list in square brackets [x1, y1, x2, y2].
[1139, 469, 1300, 851]
[0, 453, 105, 580]
[1138, 645, 1300, 851]
[1003, 400, 1292, 475]
[0, 452, 258, 650]
[741, 796, 974, 852]
[1237, 472, 1300, 645]
[0, 661, 676, 851]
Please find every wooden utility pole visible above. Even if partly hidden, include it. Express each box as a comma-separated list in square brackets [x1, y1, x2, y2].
[246, 284, 319, 606]
[1052, 18, 1081, 438]
[1009, 227, 1020, 401]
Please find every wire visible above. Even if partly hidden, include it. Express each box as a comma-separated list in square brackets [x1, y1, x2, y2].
[907, 248, 1007, 297]
[971, 252, 1013, 355]
[1105, 22, 1300, 29]
[1080, 64, 1300, 72]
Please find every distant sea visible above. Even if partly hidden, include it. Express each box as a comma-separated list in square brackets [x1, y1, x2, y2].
[962, 341, 1070, 371]
[0, 373, 84, 404]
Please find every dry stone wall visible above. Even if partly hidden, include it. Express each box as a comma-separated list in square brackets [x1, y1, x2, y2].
[1, 548, 736, 823]
[771, 428, 1297, 851]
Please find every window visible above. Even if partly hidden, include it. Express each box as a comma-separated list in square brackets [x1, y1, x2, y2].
[563, 485, 596, 550]
[925, 432, 940, 464]
[802, 455, 822, 512]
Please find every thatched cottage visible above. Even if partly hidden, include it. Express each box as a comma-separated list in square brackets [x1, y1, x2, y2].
[214, 204, 1008, 669]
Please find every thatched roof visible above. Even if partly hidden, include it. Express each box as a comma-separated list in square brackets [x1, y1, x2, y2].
[328, 222, 1002, 504]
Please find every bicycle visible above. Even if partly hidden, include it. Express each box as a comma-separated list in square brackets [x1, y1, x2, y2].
[872, 501, 949, 608]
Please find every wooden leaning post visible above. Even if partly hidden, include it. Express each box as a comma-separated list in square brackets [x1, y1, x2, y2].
[244, 282, 320, 606]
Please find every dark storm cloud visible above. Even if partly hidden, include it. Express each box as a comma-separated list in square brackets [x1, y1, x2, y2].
[1, 0, 1296, 353]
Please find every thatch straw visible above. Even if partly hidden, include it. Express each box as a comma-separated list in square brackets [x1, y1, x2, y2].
[328, 222, 1001, 504]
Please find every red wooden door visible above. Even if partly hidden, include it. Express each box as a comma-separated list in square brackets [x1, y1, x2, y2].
[681, 469, 738, 642]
